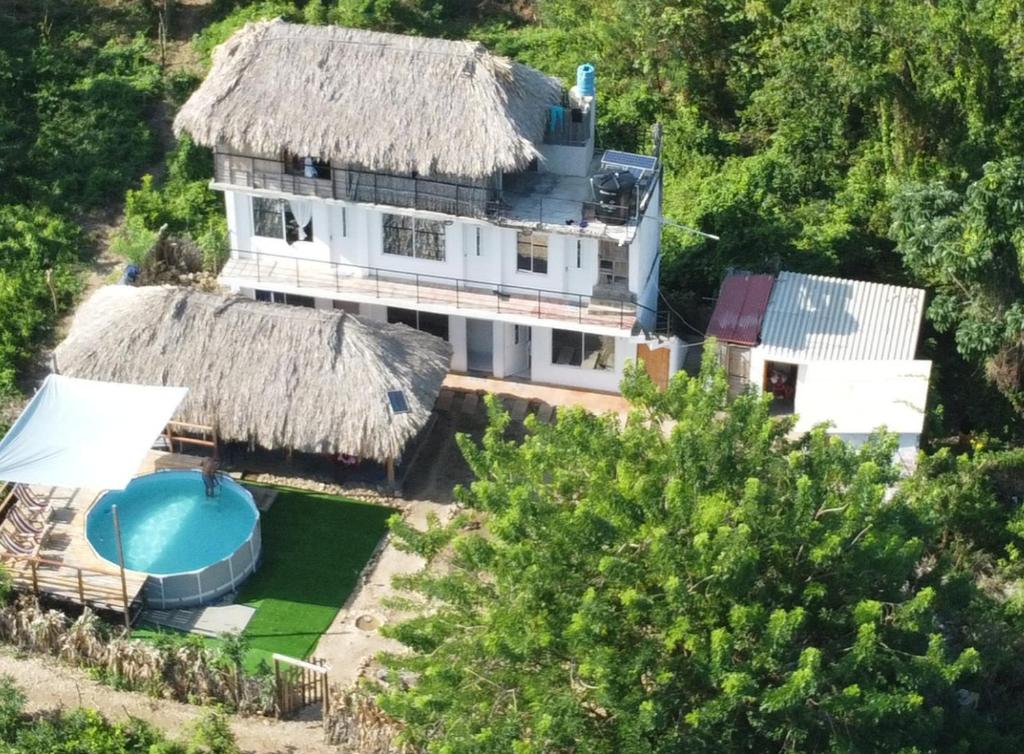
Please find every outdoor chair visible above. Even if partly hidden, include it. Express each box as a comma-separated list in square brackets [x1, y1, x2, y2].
[0, 529, 36, 556]
[13, 485, 48, 510]
[8, 506, 45, 535]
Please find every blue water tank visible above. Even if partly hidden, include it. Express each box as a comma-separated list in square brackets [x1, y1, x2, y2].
[577, 63, 596, 97]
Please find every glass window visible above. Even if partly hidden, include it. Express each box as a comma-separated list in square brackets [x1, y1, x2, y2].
[387, 307, 449, 341]
[253, 197, 312, 245]
[517, 231, 548, 273]
[253, 290, 314, 308]
[383, 214, 446, 261]
[333, 299, 360, 314]
[551, 329, 613, 370]
[253, 197, 284, 239]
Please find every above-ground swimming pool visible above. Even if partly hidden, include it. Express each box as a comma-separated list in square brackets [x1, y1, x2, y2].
[87, 470, 261, 609]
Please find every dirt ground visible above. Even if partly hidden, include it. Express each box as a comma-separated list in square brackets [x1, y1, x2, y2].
[0, 650, 336, 754]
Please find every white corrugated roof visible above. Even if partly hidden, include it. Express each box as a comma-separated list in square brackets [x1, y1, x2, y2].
[758, 272, 926, 361]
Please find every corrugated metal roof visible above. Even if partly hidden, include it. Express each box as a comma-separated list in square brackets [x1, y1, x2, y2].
[758, 272, 926, 361]
[706, 273, 775, 345]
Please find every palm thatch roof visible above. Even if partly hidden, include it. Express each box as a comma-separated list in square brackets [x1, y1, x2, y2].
[54, 286, 451, 463]
[174, 19, 563, 179]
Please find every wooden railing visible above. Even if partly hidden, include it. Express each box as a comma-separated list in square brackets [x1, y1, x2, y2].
[0, 483, 15, 521]
[0, 551, 134, 615]
[274, 654, 330, 718]
[164, 421, 218, 454]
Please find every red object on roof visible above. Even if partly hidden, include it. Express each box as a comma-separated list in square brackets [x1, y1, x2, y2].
[706, 273, 775, 346]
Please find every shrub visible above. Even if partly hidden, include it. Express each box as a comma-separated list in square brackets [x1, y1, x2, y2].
[109, 217, 160, 269]
[187, 709, 239, 754]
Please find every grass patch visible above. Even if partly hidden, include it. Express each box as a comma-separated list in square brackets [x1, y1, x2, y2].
[238, 484, 394, 660]
[136, 485, 394, 670]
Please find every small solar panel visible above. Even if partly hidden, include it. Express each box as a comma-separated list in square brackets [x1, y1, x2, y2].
[601, 150, 658, 176]
[387, 390, 410, 414]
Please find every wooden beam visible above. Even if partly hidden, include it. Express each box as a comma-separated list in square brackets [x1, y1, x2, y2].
[112, 505, 131, 632]
[386, 458, 396, 487]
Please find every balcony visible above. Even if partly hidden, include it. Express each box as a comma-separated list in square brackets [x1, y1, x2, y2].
[212, 151, 657, 244]
[220, 250, 651, 334]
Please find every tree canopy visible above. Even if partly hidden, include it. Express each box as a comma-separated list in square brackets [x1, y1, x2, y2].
[378, 358, 1024, 752]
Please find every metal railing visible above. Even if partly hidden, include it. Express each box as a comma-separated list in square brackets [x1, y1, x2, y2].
[213, 151, 646, 234]
[225, 248, 656, 331]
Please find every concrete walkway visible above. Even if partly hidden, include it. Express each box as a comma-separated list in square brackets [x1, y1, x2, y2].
[443, 373, 630, 416]
[313, 498, 451, 687]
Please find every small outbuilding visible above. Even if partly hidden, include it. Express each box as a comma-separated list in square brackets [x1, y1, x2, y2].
[708, 271, 932, 465]
[55, 286, 452, 480]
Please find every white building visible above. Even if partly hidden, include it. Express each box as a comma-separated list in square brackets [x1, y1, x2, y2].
[708, 271, 933, 465]
[174, 20, 678, 393]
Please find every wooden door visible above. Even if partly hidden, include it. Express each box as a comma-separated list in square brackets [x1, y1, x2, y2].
[637, 343, 671, 391]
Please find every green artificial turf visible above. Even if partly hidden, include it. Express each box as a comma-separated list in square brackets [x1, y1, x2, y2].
[135, 485, 395, 670]
[236, 485, 395, 661]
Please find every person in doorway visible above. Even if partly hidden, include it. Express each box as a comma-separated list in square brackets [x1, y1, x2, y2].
[201, 456, 220, 497]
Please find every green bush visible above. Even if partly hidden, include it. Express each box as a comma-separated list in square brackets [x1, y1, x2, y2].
[0, 204, 81, 394]
[193, 2, 301, 64]
[109, 217, 160, 268]
[186, 710, 239, 754]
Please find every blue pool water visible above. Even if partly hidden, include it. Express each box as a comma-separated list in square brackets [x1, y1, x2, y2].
[87, 470, 258, 575]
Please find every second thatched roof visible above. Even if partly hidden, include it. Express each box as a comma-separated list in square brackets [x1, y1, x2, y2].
[174, 19, 563, 179]
[54, 286, 451, 463]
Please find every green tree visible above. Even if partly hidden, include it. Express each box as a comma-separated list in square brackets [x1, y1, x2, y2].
[892, 158, 1024, 411]
[378, 357, 994, 753]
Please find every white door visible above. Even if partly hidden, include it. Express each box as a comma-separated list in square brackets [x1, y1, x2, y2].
[466, 319, 494, 374]
[564, 238, 594, 301]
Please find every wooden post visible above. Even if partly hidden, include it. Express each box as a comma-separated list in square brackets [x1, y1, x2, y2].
[29, 560, 38, 594]
[212, 421, 221, 461]
[274, 658, 282, 718]
[165, 424, 174, 453]
[386, 458, 396, 488]
[76, 569, 85, 605]
[111, 505, 131, 632]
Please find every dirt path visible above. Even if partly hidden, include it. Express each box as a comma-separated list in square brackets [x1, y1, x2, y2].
[0, 650, 337, 754]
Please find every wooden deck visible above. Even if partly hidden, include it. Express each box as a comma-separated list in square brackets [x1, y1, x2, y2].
[0, 451, 206, 617]
[220, 253, 638, 333]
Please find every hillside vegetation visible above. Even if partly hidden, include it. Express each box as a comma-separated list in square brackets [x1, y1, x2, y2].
[4, 0, 1023, 442]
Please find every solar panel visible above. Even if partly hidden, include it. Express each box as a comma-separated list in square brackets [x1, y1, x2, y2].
[387, 390, 410, 414]
[601, 150, 658, 176]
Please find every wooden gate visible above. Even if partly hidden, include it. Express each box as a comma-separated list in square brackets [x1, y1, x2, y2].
[274, 654, 330, 719]
[637, 343, 671, 391]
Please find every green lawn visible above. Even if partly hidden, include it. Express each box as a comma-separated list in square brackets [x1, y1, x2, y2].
[135, 485, 395, 670]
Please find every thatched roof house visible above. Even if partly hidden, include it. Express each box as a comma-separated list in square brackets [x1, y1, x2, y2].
[174, 19, 563, 178]
[55, 286, 451, 465]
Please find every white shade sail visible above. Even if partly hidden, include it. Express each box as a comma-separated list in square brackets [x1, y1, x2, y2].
[0, 375, 187, 490]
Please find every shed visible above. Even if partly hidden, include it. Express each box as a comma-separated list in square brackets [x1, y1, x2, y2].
[708, 271, 931, 465]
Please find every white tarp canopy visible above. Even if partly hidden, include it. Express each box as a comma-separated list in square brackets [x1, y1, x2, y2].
[0, 374, 187, 490]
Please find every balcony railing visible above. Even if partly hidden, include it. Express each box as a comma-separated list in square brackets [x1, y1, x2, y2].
[213, 151, 646, 235]
[220, 249, 656, 332]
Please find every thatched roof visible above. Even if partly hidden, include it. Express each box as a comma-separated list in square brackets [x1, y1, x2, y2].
[54, 286, 451, 463]
[174, 19, 563, 178]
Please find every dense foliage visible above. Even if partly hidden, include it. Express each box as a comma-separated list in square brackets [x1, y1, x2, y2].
[380, 358, 1024, 752]
[0, 1, 161, 397]
[0, 675, 239, 753]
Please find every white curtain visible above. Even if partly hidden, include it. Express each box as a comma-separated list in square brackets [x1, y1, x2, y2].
[288, 199, 314, 241]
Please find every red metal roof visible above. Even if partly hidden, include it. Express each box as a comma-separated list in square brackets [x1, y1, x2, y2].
[706, 273, 775, 345]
